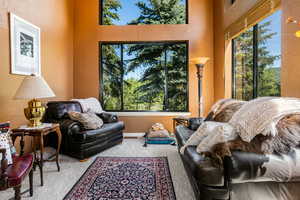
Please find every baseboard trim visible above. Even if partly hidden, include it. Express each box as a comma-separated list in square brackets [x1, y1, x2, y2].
[123, 132, 145, 138]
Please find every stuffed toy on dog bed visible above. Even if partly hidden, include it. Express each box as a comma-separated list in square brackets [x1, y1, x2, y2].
[144, 123, 176, 147]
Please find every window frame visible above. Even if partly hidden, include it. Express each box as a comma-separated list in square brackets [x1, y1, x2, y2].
[232, 21, 281, 99]
[99, 41, 190, 113]
[99, 0, 189, 25]
[232, 24, 259, 99]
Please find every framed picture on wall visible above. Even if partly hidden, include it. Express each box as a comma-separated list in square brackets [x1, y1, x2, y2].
[10, 13, 41, 76]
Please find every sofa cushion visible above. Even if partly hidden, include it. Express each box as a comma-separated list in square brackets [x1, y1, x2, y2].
[73, 121, 125, 142]
[46, 101, 82, 120]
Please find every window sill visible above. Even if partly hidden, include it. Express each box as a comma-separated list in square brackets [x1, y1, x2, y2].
[108, 112, 191, 117]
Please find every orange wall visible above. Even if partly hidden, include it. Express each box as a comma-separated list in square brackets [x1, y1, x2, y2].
[213, 0, 260, 102]
[0, 0, 74, 128]
[224, 0, 259, 28]
[74, 0, 215, 133]
[281, 0, 300, 97]
[213, 0, 225, 101]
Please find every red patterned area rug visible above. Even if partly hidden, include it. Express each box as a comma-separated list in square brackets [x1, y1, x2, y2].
[64, 157, 176, 200]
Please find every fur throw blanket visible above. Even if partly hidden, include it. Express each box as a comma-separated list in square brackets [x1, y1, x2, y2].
[229, 97, 300, 142]
[211, 97, 300, 166]
[210, 114, 300, 166]
[206, 99, 246, 122]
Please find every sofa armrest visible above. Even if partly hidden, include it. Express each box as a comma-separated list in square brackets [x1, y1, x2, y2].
[57, 119, 82, 136]
[224, 151, 270, 182]
[97, 112, 118, 123]
[188, 117, 204, 131]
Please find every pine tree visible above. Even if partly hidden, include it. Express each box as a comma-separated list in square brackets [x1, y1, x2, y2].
[233, 21, 280, 101]
[129, 0, 186, 25]
[126, 0, 187, 111]
[101, 1, 123, 109]
[102, 0, 122, 25]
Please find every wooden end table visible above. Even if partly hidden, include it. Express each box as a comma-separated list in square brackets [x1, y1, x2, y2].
[173, 117, 189, 130]
[11, 123, 62, 186]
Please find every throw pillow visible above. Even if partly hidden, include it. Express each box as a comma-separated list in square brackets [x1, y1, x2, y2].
[68, 111, 104, 130]
[180, 122, 213, 154]
[196, 122, 236, 154]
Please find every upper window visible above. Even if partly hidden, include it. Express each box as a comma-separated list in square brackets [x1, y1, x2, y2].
[100, 42, 188, 112]
[100, 0, 187, 25]
[232, 11, 281, 101]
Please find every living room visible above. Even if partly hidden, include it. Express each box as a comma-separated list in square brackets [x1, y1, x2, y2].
[1, 0, 300, 199]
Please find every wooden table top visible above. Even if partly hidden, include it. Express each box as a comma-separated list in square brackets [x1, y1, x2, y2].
[12, 123, 59, 133]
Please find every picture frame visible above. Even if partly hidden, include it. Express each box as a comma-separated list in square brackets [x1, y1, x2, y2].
[10, 13, 41, 76]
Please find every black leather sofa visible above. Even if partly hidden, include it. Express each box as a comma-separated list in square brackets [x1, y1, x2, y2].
[175, 118, 300, 200]
[43, 101, 125, 160]
[175, 121, 230, 200]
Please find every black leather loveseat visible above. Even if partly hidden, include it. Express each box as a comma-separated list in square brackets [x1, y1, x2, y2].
[43, 101, 125, 160]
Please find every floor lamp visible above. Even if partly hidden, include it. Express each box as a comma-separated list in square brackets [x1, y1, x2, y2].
[193, 57, 210, 117]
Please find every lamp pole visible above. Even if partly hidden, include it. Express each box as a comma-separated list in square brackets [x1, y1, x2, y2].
[196, 64, 204, 118]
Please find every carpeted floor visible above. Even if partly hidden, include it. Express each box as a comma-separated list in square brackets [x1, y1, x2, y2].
[0, 139, 196, 200]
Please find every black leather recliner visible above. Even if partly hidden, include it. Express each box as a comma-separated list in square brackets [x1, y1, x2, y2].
[43, 101, 125, 160]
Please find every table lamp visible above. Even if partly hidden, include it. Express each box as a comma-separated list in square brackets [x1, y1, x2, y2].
[190, 57, 210, 117]
[14, 74, 56, 127]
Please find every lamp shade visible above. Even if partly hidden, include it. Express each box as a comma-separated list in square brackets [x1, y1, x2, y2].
[14, 75, 56, 99]
[190, 57, 210, 65]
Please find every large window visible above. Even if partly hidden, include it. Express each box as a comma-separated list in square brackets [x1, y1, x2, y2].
[101, 0, 187, 25]
[232, 11, 281, 100]
[100, 42, 188, 112]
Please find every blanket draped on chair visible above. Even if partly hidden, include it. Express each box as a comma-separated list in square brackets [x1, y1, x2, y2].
[72, 97, 104, 114]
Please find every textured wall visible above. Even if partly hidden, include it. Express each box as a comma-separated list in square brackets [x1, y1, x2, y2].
[224, 0, 260, 28]
[74, 0, 215, 133]
[0, 0, 74, 129]
[213, 0, 225, 101]
[281, 0, 300, 98]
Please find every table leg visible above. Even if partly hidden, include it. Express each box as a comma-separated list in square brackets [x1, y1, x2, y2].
[20, 134, 25, 156]
[11, 135, 17, 146]
[39, 135, 44, 186]
[32, 137, 37, 171]
[55, 127, 62, 172]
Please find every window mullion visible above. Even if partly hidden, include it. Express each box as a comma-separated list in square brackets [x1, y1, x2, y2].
[253, 25, 258, 98]
[164, 48, 169, 111]
[120, 44, 124, 111]
[232, 39, 236, 99]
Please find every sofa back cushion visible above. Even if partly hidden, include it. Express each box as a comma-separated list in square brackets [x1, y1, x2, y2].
[45, 101, 83, 120]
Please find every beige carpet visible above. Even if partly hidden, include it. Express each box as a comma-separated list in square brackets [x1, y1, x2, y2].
[0, 138, 196, 200]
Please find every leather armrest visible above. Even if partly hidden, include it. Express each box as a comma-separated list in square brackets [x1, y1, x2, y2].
[97, 112, 118, 123]
[188, 117, 204, 131]
[224, 151, 270, 182]
[57, 119, 82, 136]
